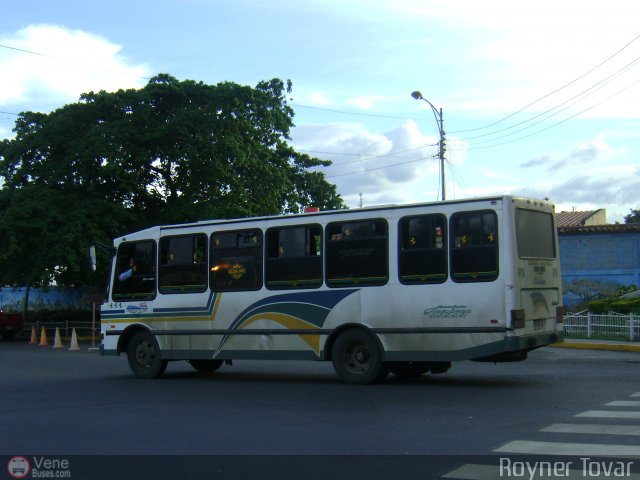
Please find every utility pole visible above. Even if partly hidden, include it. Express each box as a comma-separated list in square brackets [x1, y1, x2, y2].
[411, 91, 446, 201]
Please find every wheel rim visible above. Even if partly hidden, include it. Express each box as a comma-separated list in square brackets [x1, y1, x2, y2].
[344, 342, 371, 374]
[135, 340, 156, 368]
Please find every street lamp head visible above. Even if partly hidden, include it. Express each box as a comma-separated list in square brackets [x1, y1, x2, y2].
[410, 89, 446, 201]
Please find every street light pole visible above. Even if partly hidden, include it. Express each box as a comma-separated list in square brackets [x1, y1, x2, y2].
[411, 90, 446, 201]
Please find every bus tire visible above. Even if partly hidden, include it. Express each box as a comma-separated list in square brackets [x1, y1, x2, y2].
[127, 331, 168, 379]
[389, 361, 431, 379]
[331, 329, 386, 384]
[188, 359, 223, 373]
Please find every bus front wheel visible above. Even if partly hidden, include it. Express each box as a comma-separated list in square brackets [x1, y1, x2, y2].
[127, 331, 168, 379]
[331, 329, 387, 384]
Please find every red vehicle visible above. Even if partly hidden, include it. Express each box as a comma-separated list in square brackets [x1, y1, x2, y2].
[0, 310, 23, 340]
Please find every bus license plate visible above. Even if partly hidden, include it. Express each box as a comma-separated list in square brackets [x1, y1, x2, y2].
[533, 319, 545, 330]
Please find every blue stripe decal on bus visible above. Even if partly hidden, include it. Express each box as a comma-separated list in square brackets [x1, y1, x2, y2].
[214, 289, 360, 355]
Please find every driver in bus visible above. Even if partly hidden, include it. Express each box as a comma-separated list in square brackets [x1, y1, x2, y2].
[118, 258, 136, 281]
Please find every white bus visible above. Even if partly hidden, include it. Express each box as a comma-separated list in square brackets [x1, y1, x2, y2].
[98, 195, 564, 383]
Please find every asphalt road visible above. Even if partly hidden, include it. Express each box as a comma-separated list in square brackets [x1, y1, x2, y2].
[2, 340, 640, 478]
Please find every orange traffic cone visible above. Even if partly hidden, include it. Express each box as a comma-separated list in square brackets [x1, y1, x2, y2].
[53, 327, 63, 349]
[29, 326, 38, 345]
[38, 326, 48, 346]
[69, 328, 80, 351]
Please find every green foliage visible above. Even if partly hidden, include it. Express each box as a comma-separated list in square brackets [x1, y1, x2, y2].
[587, 299, 613, 314]
[611, 298, 640, 314]
[588, 297, 640, 314]
[616, 284, 639, 296]
[585, 284, 639, 313]
[0, 74, 346, 288]
[625, 209, 640, 224]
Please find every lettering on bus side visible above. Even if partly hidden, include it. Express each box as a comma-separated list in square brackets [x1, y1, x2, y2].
[423, 305, 472, 320]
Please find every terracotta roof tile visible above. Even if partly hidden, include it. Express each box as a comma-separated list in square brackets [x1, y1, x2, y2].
[556, 210, 599, 227]
[558, 223, 640, 234]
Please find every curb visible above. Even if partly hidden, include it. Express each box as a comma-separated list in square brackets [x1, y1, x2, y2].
[550, 342, 640, 353]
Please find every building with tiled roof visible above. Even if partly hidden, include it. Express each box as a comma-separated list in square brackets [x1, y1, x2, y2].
[556, 209, 607, 227]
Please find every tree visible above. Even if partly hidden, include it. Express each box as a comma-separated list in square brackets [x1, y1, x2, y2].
[0, 74, 345, 287]
[624, 209, 640, 224]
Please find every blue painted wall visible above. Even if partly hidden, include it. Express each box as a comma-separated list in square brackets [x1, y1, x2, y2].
[559, 228, 640, 308]
[0, 287, 85, 313]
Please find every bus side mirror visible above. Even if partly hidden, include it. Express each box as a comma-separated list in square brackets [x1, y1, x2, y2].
[89, 245, 97, 272]
[89, 241, 116, 271]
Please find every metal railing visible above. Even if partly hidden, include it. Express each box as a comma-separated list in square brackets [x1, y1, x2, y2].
[23, 320, 99, 341]
[563, 312, 640, 341]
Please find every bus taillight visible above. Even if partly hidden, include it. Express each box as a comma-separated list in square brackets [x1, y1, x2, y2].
[511, 309, 525, 329]
[555, 306, 565, 325]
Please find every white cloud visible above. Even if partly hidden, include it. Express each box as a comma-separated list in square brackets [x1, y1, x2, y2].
[0, 24, 149, 112]
[515, 135, 640, 222]
[308, 92, 333, 106]
[521, 139, 620, 171]
[292, 120, 447, 206]
[389, 0, 640, 119]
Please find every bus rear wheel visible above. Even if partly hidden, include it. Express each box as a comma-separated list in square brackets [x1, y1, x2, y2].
[331, 329, 387, 384]
[188, 359, 223, 373]
[127, 331, 168, 379]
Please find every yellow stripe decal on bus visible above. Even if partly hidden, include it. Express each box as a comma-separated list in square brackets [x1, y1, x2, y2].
[240, 312, 321, 355]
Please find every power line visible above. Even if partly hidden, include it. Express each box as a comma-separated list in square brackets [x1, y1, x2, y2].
[448, 77, 640, 152]
[298, 143, 437, 160]
[0, 43, 151, 81]
[290, 103, 414, 120]
[320, 74, 640, 173]
[457, 51, 640, 145]
[293, 32, 640, 164]
[292, 32, 640, 147]
[448, 31, 640, 135]
[324, 156, 432, 179]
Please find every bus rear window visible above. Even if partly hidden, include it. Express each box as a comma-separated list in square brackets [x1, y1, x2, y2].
[515, 209, 556, 259]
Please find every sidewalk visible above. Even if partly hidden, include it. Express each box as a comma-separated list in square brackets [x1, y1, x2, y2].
[551, 338, 640, 353]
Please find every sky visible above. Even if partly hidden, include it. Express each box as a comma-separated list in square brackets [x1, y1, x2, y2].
[1, 0, 639, 222]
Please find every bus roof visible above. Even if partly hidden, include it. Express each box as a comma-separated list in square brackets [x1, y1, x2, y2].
[114, 195, 555, 243]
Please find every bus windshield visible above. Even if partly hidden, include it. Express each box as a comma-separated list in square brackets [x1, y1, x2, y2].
[515, 208, 556, 259]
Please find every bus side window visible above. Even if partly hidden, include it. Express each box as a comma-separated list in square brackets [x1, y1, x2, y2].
[399, 214, 447, 284]
[159, 234, 208, 294]
[266, 225, 322, 289]
[326, 219, 388, 287]
[211, 229, 263, 292]
[450, 211, 498, 282]
[112, 240, 157, 301]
